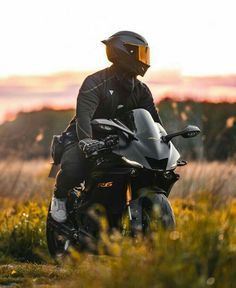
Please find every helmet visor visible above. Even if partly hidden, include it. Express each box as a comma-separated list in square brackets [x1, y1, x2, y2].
[138, 46, 150, 66]
[125, 43, 150, 66]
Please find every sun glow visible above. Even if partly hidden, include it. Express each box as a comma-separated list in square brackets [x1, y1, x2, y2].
[0, 0, 236, 77]
[0, 0, 236, 123]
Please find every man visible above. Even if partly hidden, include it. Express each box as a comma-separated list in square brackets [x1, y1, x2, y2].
[51, 31, 163, 223]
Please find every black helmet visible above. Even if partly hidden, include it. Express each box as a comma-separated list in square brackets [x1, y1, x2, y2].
[102, 31, 150, 77]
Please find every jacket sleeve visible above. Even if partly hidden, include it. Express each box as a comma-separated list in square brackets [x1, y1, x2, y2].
[76, 76, 101, 140]
[138, 83, 163, 126]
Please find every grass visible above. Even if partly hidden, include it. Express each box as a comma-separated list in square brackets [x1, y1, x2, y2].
[172, 161, 236, 198]
[0, 263, 69, 287]
[0, 201, 48, 263]
[0, 160, 236, 287]
[1, 159, 236, 202]
[0, 159, 53, 203]
[1, 196, 236, 287]
[61, 196, 236, 287]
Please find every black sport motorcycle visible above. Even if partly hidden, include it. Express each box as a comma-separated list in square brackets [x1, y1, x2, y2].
[46, 108, 200, 257]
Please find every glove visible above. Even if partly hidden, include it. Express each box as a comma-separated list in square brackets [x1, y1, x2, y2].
[79, 138, 105, 156]
[103, 135, 119, 147]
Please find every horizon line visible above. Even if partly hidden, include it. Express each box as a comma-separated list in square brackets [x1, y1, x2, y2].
[1, 68, 236, 80]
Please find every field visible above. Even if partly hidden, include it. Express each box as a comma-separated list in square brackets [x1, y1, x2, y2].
[0, 160, 236, 287]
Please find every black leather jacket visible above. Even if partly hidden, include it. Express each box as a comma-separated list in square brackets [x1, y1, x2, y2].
[65, 65, 162, 140]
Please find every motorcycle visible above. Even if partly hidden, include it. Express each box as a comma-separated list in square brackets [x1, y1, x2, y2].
[46, 108, 200, 257]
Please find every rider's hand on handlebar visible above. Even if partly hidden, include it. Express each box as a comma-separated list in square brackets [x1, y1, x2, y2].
[79, 138, 105, 157]
[79, 135, 119, 157]
[103, 135, 119, 147]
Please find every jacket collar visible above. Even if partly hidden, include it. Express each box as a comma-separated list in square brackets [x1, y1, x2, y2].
[109, 65, 138, 83]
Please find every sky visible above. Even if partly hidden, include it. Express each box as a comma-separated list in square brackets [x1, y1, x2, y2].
[0, 0, 236, 77]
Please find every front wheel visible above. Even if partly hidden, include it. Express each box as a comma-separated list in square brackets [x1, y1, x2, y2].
[141, 193, 176, 233]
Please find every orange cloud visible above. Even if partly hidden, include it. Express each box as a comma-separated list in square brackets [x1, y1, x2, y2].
[1, 71, 236, 124]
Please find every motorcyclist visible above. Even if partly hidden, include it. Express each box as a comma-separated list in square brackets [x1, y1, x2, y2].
[51, 31, 163, 223]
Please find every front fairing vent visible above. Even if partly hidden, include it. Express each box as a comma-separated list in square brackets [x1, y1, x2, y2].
[145, 157, 168, 170]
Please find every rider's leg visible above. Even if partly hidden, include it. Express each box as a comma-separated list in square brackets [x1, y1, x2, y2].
[51, 142, 88, 222]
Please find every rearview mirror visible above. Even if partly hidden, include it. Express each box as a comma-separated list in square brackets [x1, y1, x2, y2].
[181, 125, 201, 138]
[162, 125, 201, 143]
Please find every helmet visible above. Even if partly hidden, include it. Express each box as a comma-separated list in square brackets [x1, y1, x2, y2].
[102, 31, 150, 77]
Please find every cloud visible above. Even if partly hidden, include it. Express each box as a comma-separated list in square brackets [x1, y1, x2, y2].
[0, 71, 236, 123]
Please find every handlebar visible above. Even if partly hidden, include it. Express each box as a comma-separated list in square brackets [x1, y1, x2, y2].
[84, 135, 119, 158]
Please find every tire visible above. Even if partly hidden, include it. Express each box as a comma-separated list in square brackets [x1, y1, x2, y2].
[142, 193, 176, 232]
[46, 203, 99, 258]
[46, 204, 70, 259]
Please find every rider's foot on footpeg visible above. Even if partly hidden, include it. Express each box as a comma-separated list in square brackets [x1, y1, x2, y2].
[50, 196, 67, 223]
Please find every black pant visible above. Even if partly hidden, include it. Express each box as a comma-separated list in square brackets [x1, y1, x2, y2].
[54, 142, 88, 199]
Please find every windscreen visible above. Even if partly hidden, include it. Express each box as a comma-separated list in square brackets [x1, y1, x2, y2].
[114, 109, 180, 170]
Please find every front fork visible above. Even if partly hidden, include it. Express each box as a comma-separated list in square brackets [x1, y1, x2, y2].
[126, 182, 142, 234]
[126, 182, 132, 221]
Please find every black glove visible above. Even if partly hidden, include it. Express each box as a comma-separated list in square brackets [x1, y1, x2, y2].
[103, 135, 119, 148]
[79, 138, 105, 156]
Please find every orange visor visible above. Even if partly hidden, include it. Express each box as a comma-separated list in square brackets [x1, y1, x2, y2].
[125, 43, 150, 66]
[138, 46, 150, 66]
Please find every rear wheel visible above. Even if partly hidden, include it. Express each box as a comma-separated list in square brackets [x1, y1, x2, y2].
[46, 204, 70, 259]
[46, 203, 100, 258]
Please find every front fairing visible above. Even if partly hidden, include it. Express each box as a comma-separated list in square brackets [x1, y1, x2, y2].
[113, 109, 180, 171]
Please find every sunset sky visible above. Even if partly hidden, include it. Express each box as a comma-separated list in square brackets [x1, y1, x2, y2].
[0, 0, 236, 77]
[0, 0, 236, 123]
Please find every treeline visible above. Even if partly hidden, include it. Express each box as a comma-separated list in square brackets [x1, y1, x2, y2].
[159, 100, 236, 160]
[0, 100, 235, 161]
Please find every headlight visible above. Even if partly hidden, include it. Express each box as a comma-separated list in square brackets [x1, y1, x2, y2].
[122, 157, 143, 168]
[98, 124, 113, 131]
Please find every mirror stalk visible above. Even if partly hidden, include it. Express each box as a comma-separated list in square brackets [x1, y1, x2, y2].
[162, 125, 201, 143]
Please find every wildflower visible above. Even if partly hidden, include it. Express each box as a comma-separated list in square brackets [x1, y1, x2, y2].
[169, 230, 181, 241]
[206, 277, 215, 286]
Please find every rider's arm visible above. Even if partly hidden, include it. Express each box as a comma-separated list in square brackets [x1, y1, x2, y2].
[138, 83, 163, 126]
[76, 76, 101, 140]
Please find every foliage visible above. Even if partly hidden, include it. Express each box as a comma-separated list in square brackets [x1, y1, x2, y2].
[0, 202, 48, 262]
[159, 100, 236, 160]
[0, 263, 69, 286]
[60, 196, 236, 288]
[0, 108, 74, 159]
[2, 159, 236, 202]
[0, 159, 54, 201]
[0, 101, 236, 160]
[1, 195, 236, 287]
[1, 160, 236, 286]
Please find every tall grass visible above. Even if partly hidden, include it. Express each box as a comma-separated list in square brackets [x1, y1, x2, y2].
[1, 160, 236, 287]
[1, 196, 236, 287]
[63, 198, 236, 288]
[172, 161, 236, 198]
[1, 159, 236, 202]
[0, 159, 53, 204]
[0, 201, 48, 262]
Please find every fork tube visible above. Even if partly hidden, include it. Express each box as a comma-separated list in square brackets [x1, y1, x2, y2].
[126, 182, 132, 220]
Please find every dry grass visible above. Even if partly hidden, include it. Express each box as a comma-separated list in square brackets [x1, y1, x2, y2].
[1, 159, 235, 203]
[0, 159, 236, 287]
[1, 196, 236, 287]
[172, 161, 236, 198]
[0, 159, 53, 205]
[0, 263, 69, 286]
